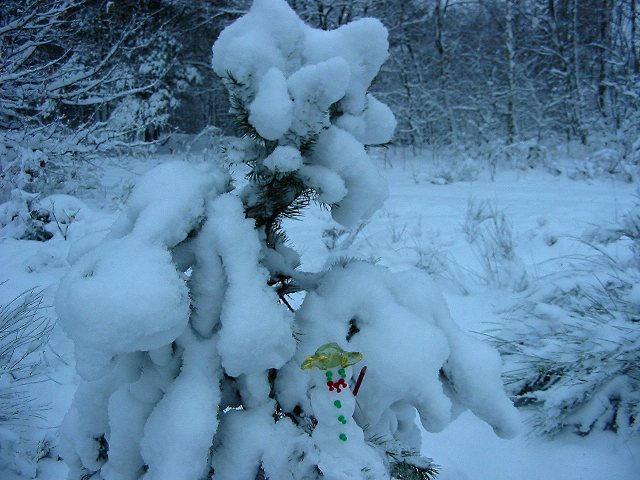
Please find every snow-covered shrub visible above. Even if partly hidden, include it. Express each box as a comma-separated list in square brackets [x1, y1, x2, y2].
[476, 139, 570, 179]
[0, 190, 87, 242]
[57, 2, 520, 479]
[0, 135, 84, 203]
[422, 155, 479, 185]
[497, 204, 640, 437]
[0, 145, 48, 199]
[495, 140, 551, 172]
[569, 148, 636, 183]
[0, 287, 52, 478]
[0, 128, 107, 212]
[0, 190, 53, 241]
[463, 198, 527, 292]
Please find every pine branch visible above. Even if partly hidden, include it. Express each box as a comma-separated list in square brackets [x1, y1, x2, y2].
[228, 92, 264, 144]
[299, 134, 319, 156]
[390, 460, 439, 480]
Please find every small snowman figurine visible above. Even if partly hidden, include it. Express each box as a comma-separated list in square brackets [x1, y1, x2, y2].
[301, 342, 365, 444]
[301, 343, 382, 478]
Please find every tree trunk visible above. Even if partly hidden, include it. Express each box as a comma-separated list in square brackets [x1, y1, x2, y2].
[597, 0, 609, 116]
[434, 1, 455, 143]
[505, 0, 516, 145]
[571, 0, 587, 144]
[633, 0, 639, 74]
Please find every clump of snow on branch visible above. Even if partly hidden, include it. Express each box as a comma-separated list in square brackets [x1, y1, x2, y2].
[249, 68, 293, 140]
[57, 162, 231, 479]
[209, 194, 296, 377]
[278, 264, 520, 443]
[57, 162, 227, 379]
[212, 0, 395, 228]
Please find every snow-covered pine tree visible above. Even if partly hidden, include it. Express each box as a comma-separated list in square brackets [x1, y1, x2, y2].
[56, 2, 520, 479]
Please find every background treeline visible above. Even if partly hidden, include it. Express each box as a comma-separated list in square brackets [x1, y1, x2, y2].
[1, 0, 639, 183]
[377, 0, 639, 152]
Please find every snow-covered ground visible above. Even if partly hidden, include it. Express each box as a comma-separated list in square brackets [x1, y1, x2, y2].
[1, 151, 639, 479]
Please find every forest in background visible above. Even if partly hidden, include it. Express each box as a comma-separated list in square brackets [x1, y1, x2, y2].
[2, 0, 639, 201]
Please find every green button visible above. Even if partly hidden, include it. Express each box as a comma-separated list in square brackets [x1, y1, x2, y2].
[338, 368, 346, 378]
[338, 415, 346, 424]
[334, 400, 342, 408]
[339, 433, 348, 442]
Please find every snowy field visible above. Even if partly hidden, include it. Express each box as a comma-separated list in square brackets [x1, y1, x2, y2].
[1, 150, 638, 479]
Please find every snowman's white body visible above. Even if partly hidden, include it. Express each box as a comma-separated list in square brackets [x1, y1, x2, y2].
[310, 366, 385, 479]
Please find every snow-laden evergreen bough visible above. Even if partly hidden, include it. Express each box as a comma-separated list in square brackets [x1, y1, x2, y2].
[498, 203, 640, 438]
[56, 2, 520, 479]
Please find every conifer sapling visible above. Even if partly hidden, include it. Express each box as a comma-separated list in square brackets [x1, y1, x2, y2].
[56, 1, 520, 479]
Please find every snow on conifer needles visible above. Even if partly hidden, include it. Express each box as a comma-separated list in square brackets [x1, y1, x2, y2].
[496, 203, 640, 437]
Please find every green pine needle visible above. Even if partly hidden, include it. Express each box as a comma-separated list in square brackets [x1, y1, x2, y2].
[391, 461, 439, 480]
